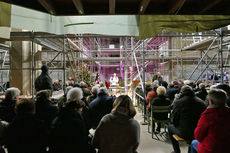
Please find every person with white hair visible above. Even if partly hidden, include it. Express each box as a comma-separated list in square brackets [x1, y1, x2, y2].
[67, 87, 83, 101]
[57, 86, 73, 108]
[79, 81, 91, 102]
[89, 87, 116, 129]
[86, 86, 99, 105]
[151, 86, 171, 133]
[0, 87, 20, 122]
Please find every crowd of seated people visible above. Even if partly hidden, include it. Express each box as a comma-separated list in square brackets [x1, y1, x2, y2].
[0, 77, 230, 153]
[143, 79, 230, 153]
[0, 79, 141, 153]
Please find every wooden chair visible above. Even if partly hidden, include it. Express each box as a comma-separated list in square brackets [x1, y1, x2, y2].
[172, 134, 192, 153]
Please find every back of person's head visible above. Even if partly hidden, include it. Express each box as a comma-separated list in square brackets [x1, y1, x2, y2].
[80, 81, 87, 88]
[153, 80, 159, 86]
[15, 99, 35, 115]
[98, 87, 108, 95]
[173, 81, 179, 86]
[112, 95, 136, 118]
[161, 81, 168, 89]
[156, 86, 166, 96]
[67, 87, 83, 101]
[199, 83, 206, 90]
[169, 84, 174, 88]
[99, 82, 104, 87]
[92, 86, 99, 95]
[65, 86, 73, 95]
[36, 90, 51, 103]
[5, 87, 20, 102]
[216, 84, 230, 96]
[41, 65, 48, 73]
[210, 85, 217, 90]
[208, 89, 227, 107]
[145, 82, 151, 88]
[151, 83, 159, 90]
[184, 80, 191, 85]
[65, 99, 85, 110]
[180, 85, 195, 97]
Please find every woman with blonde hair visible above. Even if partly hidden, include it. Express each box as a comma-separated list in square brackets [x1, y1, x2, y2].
[93, 95, 140, 153]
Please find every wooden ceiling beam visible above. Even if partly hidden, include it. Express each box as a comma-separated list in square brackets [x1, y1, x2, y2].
[139, 0, 150, 14]
[109, 0, 116, 14]
[169, 0, 186, 14]
[199, 0, 223, 14]
[72, 0, 84, 15]
[37, 0, 56, 15]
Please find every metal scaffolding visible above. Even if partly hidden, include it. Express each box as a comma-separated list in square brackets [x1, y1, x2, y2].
[0, 28, 229, 96]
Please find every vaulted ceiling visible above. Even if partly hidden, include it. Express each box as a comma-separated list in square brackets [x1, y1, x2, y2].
[1, 0, 230, 15]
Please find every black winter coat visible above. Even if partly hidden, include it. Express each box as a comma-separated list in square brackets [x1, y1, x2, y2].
[166, 87, 180, 101]
[49, 108, 89, 153]
[195, 89, 208, 101]
[35, 72, 53, 92]
[151, 95, 171, 120]
[36, 100, 58, 128]
[172, 95, 206, 140]
[0, 100, 16, 123]
[5, 115, 47, 153]
[89, 92, 115, 129]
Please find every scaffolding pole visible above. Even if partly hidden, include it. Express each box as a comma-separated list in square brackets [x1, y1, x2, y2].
[181, 37, 184, 79]
[196, 54, 217, 82]
[220, 29, 224, 83]
[31, 32, 35, 99]
[124, 37, 128, 94]
[63, 36, 66, 94]
[188, 37, 217, 80]
[142, 39, 147, 124]
[131, 37, 134, 100]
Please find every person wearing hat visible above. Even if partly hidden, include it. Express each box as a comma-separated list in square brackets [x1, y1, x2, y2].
[35, 65, 53, 94]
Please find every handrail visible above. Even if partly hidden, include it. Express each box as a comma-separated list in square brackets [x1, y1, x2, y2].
[135, 92, 144, 100]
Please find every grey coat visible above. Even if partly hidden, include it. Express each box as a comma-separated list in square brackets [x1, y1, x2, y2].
[92, 112, 140, 153]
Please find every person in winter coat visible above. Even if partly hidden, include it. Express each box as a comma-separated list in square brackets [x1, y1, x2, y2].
[168, 85, 206, 153]
[146, 83, 158, 110]
[89, 87, 115, 129]
[190, 89, 230, 153]
[49, 99, 89, 153]
[86, 85, 99, 105]
[92, 95, 140, 153]
[0, 88, 20, 123]
[151, 86, 171, 133]
[195, 83, 208, 101]
[0, 119, 8, 153]
[35, 90, 58, 128]
[57, 86, 73, 108]
[216, 84, 230, 107]
[35, 65, 53, 94]
[166, 81, 180, 102]
[5, 99, 47, 153]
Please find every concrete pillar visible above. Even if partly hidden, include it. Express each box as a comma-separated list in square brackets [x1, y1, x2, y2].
[10, 41, 40, 95]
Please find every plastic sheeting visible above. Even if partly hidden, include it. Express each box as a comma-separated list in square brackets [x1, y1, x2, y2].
[138, 15, 230, 39]
[0, 2, 11, 27]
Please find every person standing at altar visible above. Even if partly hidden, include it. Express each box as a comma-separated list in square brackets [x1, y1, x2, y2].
[109, 73, 119, 87]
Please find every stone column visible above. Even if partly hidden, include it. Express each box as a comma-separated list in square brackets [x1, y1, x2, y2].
[10, 40, 41, 95]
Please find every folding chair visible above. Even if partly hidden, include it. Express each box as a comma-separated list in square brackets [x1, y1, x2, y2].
[151, 105, 171, 140]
